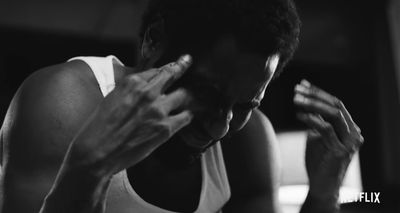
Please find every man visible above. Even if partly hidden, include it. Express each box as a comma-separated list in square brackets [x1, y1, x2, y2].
[0, 0, 363, 213]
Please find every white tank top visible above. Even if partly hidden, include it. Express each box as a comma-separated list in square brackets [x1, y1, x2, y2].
[68, 56, 231, 213]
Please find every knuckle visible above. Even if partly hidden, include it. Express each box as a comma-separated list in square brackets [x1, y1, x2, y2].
[136, 88, 156, 102]
[161, 63, 180, 77]
[309, 86, 318, 95]
[121, 95, 134, 107]
[147, 105, 165, 118]
[165, 62, 179, 71]
[160, 66, 173, 75]
[155, 123, 172, 137]
[124, 75, 143, 87]
[333, 109, 343, 117]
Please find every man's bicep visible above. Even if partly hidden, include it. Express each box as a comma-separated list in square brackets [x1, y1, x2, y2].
[222, 109, 281, 212]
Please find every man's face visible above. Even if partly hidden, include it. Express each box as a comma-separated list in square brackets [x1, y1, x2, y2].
[166, 36, 280, 148]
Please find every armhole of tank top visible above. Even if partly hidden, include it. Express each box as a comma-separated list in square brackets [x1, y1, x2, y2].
[119, 155, 208, 213]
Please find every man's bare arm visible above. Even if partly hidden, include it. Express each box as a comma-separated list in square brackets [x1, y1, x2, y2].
[1, 55, 194, 213]
[0, 61, 104, 213]
[295, 80, 364, 213]
[222, 109, 281, 213]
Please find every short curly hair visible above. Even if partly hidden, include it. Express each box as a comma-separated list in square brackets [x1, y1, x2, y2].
[140, 0, 301, 74]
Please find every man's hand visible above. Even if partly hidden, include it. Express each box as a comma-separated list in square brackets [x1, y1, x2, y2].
[68, 54, 194, 178]
[40, 55, 194, 213]
[294, 79, 364, 212]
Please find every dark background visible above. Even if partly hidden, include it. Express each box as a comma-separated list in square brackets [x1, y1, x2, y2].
[0, 0, 398, 212]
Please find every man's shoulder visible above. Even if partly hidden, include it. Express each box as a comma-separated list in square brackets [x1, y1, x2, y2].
[221, 109, 278, 160]
[0, 60, 108, 212]
[2, 60, 104, 166]
[229, 109, 276, 142]
[221, 109, 280, 209]
[22, 60, 99, 97]
[14, 60, 103, 132]
[248, 109, 274, 132]
[17, 60, 103, 121]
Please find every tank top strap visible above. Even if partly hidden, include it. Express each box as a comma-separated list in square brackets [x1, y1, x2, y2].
[67, 55, 124, 97]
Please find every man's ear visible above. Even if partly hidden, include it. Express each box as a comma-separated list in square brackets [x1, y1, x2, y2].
[141, 19, 166, 67]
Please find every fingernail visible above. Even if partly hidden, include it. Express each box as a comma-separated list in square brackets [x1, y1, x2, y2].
[294, 94, 307, 103]
[180, 54, 192, 65]
[295, 84, 309, 94]
[301, 79, 311, 87]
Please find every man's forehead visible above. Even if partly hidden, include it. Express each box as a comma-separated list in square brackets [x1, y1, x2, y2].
[183, 36, 279, 99]
[189, 66, 269, 103]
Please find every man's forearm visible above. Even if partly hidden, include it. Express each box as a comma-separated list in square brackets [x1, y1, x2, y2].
[300, 191, 340, 213]
[39, 164, 111, 213]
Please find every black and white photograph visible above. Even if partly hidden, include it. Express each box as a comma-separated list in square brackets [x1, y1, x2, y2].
[0, 0, 398, 212]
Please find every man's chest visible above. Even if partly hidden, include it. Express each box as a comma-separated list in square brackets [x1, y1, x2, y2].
[126, 157, 203, 212]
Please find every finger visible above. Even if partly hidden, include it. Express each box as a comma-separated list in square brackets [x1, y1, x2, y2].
[135, 68, 160, 82]
[294, 93, 350, 137]
[157, 88, 192, 114]
[295, 79, 361, 133]
[164, 110, 193, 136]
[108, 75, 149, 121]
[297, 113, 346, 153]
[294, 79, 339, 107]
[145, 54, 193, 94]
[336, 101, 361, 133]
[118, 74, 148, 94]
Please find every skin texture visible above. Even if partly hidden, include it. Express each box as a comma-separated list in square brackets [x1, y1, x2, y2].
[0, 22, 363, 213]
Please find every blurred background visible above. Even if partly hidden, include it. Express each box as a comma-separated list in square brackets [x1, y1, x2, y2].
[0, 0, 399, 212]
